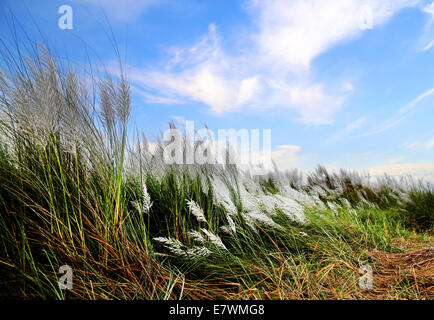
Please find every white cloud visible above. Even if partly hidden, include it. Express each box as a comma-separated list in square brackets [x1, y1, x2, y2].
[127, 25, 259, 114]
[130, 23, 346, 123]
[271, 145, 315, 171]
[127, 0, 421, 124]
[237, 76, 262, 105]
[137, 68, 239, 114]
[77, 0, 156, 21]
[368, 161, 434, 179]
[250, 0, 419, 69]
[423, 2, 434, 15]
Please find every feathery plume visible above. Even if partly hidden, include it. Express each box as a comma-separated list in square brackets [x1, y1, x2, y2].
[201, 229, 227, 251]
[186, 200, 207, 223]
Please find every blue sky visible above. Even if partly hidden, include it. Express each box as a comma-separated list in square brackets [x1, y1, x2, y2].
[1, 0, 434, 179]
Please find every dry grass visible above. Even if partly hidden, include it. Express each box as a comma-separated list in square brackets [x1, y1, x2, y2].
[363, 246, 434, 299]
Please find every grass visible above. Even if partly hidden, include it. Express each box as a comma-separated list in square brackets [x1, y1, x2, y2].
[0, 38, 432, 300]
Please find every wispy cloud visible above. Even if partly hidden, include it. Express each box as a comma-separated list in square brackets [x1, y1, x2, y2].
[422, 39, 434, 51]
[357, 87, 434, 137]
[415, 1, 434, 51]
[405, 138, 434, 150]
[326, 116, 367, 143]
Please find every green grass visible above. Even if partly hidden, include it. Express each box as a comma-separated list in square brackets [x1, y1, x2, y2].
[405, 187, 434, 231]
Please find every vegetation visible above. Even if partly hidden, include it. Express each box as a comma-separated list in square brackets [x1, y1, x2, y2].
[0, 38, 432, 300]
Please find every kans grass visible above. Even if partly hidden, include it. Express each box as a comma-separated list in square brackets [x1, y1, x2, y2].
[0, 40, 433, 300]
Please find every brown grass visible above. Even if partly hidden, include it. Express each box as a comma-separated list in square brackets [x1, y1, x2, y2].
[361, 244, 434, 300]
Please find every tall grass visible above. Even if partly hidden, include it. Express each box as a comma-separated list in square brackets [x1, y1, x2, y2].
[0, 36, 432, 299]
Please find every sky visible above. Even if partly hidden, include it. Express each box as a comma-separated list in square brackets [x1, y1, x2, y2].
[1, 0, 434, 180]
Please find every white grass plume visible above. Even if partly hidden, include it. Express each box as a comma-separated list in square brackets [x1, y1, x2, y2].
[201, 229, 227, 251]
[186, 200, 207, 223]
[153, 237, 211, 258]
